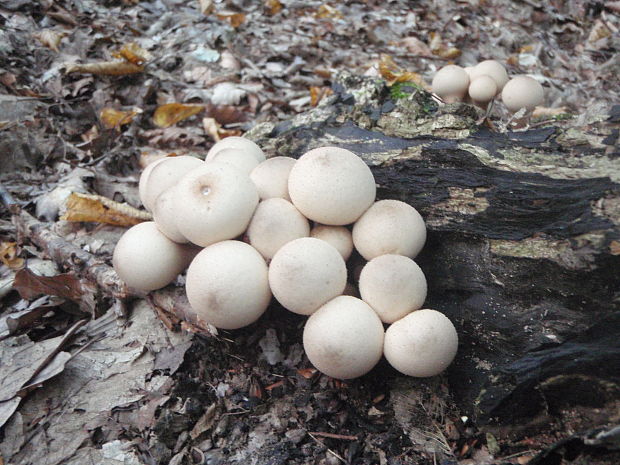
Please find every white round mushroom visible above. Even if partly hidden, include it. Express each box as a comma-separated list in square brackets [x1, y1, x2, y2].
[113, 221, 197, 291]
[269, 237, 347, 315]
[288, 147, 376, 225]
[206, 136, 265, 164]
[174, 162, 259, 247]
[431, 65, 470, 103]
[303, 296, 384, 379]
[310, 224, 353, 261]
[470, 60, 509, 94]
[138, 157, 167, 210]
[352, 200, 426, 261]
[185, 240, 271, 330]
[501, 76, 544, 112]
[468, 75, 498, 104]
[152, 186, 188, 244]
[250, 156, 296, 201]
[247, 198, 310, 260]
[359, 254, 427, 323]
[142, 156, 204, 212]
[384, 309, 458, 377]
[209, 147, 261, 176]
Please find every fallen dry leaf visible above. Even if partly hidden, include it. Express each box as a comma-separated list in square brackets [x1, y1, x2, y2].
[297, 368, 317, 379]
[315, 4, 343, 19]
[378, 54, 427, 88]
[100, 107, 142, 129]
[429, 32, 461, 59]
[153, 103, 205, 128]
[198, 0, 214, 15]
[202, 117, 242, 142]
[66, 61, 144, 76]
[60, 192, 151, 226]
[112, 42, 152, 65]
[80, 125, 99, 143]
[14, 268, 88, 303]
[309, 86, 333, 107]
[33, 30, 67, 53]
[610, 240, 620, 255]
[0, 242, 24, 270]
[264, 0, 282, 15]
[216, 12, 246, 28]
[398, 36, 432, 57]
[587, 20, 612, 45]
[205, 103, 247, 125]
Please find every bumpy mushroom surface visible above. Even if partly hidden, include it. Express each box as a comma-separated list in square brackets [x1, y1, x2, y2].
[303, 296, 384, 379]
[352, 199, 426, 261]
[501, 76, 544, 112]
[210, 147, 261, 175]
[431, 65, 470, 103]
[113, 221, 196, 291]
[185, 240, 271, 329]
[359, 254, 427, 323]
[470, 60, 509, 94]
[384, 309, 458, 377]
[247, 198, 310, 260]
[142, 156, 204, 211]
[288, 147, 376, 225]
[468, 75, 498, 104]
[269, 237, 347, 315]
[250, 156, 296, 201]
[175, 162, 259, 247]
[152, 186, 188, 244]
[310, 224, 353, 261]
[206, 136, 265, 164]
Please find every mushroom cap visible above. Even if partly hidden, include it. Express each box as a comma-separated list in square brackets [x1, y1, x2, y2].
[468, 75, 498, 103]
[470, 60, 509, 93]
[152, 186, 189, 244]
[112, 221, 197, 291]
[206, 136, 265, 164]
[138, 157, 167, 211]
[185, 240, 271, 330]
[250, 156, 296, 201]
[431, 65, 470, 102]
[501, 75, 544, 112]
[269, 237, 347, 315]
[310, 224, 354, 261]
[142, 156, 204, 211]
[359, 254, 427, 323]
[247, 198, 310, 260]
[175, 162, 259, 247]
[352, 200, 426, 261]
[384, 309, 458, 377]
[288, 147, 376, 225]
[303, 296, 384, 379]
[210, 147, 261, 176]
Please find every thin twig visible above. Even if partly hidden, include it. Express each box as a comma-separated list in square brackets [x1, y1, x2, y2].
[309, 431, 358, 441]
[307, 432, 347, 464]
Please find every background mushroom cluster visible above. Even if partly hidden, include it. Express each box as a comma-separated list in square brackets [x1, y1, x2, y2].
[113, 139, 458, 379]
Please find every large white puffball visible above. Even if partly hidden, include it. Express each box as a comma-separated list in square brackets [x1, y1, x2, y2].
[210, 148, 261, 175]
[269, 237, 347, 315]
[138, 158, 167, 210]
[310, 224, 353, 261]
[303, 296, 384, 379]
[470, 60, 509, 94]
[152, 186, 189, 244]
[384, 309, 458, 377]
[175, 163, 259, 247]
[359, 254, 427, 323]
[288, 147, 376, 225]
[142, 156, 204, 211]
[185, 241, 271, 330]
[247, 198, 310, 260]
[113, 222, 197, 291]
[352, 200, 426, 260]
[206, 136, 265, 164]
[250, 156, 296, 201]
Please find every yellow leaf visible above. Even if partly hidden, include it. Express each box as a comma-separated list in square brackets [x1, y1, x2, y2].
[100, 107, 142, 129]
[61, 193, 151, 227]
[216, 12, 246, 28]
[202, 117, 242, 142]
[66, 61, 144, 76]
[34, 29, 67, 52]
[153, 103, 205, 128]
[264, 0, 282, 15]
[378, 54, 428, 89]
[112, 42, 152, 65]
[315, 4, 342, 19]
[0, 242, 25, 270]
[309, 86, 333, 107]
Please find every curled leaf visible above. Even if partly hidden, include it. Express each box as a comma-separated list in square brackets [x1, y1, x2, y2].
[0, 242, 24, 270]
[153, 103, 205, 128]
[66, 61, 144, 76]
[100, 107, 142, 129]
[61, 192, 151, 226]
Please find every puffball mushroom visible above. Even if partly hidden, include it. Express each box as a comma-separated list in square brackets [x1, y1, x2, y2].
[247, 198, 310, 260]
[468, 75, 498, 105]
[470, 60, 509, 94]
[206, 136, 265, 164]
[250, 156, 296, 201]
[431, 65, 470, 103]
[352, 199, 426, 261]
[384, 309, 458, 377]
[303, 296, 384, 379]
[288, 147, 376, 225]
[209, 147, 261, 175]
[359, 254, 427, 323]
[152, 186, 188, 244]
[501, 76, 544, 112]
[185, 240, 271, 330]
[174, 162, 259, 247]
[138, 157, 167, 211]
[113, 221, 197, 291]
[142, 156, 204, 211]
[310, 224, 353, 261]
[269, 237, 347, 315]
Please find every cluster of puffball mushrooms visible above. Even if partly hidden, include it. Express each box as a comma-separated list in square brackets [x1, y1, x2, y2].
[113, 138, 458, 379]
[432, 59, 544, 114]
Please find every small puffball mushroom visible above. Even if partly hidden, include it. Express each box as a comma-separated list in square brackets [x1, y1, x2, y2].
[384, 309, 458, 377]
[468, 75, 497, 104]
[352, 199, 426, 261]
[359, 254, 427, 323]
[269, 237, 347, 315]
[113, 221, 197, 291]
[431, 65, 470, 103]
[185, 240, 271, 329]
[152, 187, 188, 244]
[138, 157, 167, 211]
[310, 224, 353, 261]
[501, 76, 544, 112]
[209, 147, 261, 175]
[250, 156, 296, 201]
[206, 136, 265, 164]
[303, 296, 384, 379]
[470, 60, 509, 94]
[288, 147, 376, 225]
[247, 198, 310, 260]
[175, 162, 259, 247]
[142, 156, 204, 211]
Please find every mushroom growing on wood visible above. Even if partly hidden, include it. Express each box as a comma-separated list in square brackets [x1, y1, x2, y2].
[209, 147, 261, 175]
[468, 75, 498, 106]
[501, 75, 544, 112]
[206, 136, 265, 164]
[469, 60, 509, 94]
[310, 224, 353, 261]
[250, 156, 296, 201]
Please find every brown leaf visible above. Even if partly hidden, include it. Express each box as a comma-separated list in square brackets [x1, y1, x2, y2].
[216, 12, 246, 28]
[198, 0, 214, 15]
[14, 268, 85, 302]
[112, 42, 152, 65]
[205, 103, 248, 125]
[100, 107, 142, 129]
[309, 86, 333, 107]
[60, 192, 151, 226]
[378, 54, 428, 88]
[65, 61, 144, 76]
[429, 32, 461, 59]
[0, 242, 24, 270]
[610, 240, 620, 255]
[297, 368, 317, 379]
[315, 4, 342, 19]
[34, 30, 67, 53]
[202, 117, 242, 142]
[153, 103, 205, 128]
[264, 0, 282, 15]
